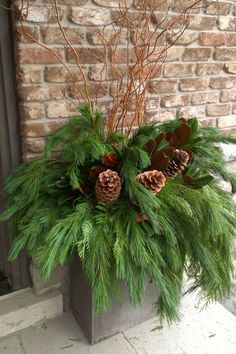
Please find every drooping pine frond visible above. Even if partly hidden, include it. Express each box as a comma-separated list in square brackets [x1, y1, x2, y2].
[1, 109, 236, 324]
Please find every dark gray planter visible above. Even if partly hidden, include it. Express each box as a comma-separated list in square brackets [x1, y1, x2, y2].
[70, 257, 157, 344]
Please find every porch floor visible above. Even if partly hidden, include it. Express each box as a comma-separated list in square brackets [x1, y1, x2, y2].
[1, 292, 236, 354]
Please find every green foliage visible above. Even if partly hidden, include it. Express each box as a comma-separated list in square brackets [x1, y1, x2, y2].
[1, 104, 236, 324]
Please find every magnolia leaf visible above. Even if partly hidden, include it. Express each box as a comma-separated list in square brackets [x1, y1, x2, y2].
[151, 151, 169, 171]
[90, 166, 106, 178]
[101, 152, 118, 167]
[174, 123, 191, 146]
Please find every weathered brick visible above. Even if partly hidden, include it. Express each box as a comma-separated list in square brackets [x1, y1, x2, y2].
[178, 106, 205, 119]
[70, 7, 110, 26]
[227, 34, 236, 46]
[183, 48, 212, 61]
[148, 80, 178, 94]
[145, 98, 160, 111]
[167, 31, 198, 45]
[210, 77, 236, 89]
[18, 47, 63, 64]
[15, 26, 39, 43]
[172, 0, 200, 13]
[192, 92, 219, 105]
[166, 47, 183, 61]
[207, 104, 231, 117]
[94, 0, 132, 6]
[164, 63, 195, 78]
[41, 27, 84, 45]
[45, 66, 86, 83]
[20, 103, 45, 120]
[21, 121, 64, 138]
[66, 47, 106, 64]
[134, 0, 170, 11]
[69, 83, 108, 99]
[199, 118, 217, 127]
[224, 64, 236, 74]
[88, 66, 118, 81]
[188, 15, 217, 30]
[218, 116, 236, 128]
[199, 32, 228, 46]
[87, 29, 127, 45]
[18, 68, 41, 84]
[23, 139, 45, 154]
[161, 95, 190, 108]
[179, 78, 208, 92]
[221, 90, 236, 103]
[218, 17, 236, 31]
[196, 63, 222, 76]
[205, 1, 232, 15]
[64, 0, 87, 4]
[19, 86, 67, 101]
[214, 48, 236, 61]
[21, 5, 64, 23]
[110, 48, 136, 64]
[145, 109, 175, 122]
[46, 101, 71, 118]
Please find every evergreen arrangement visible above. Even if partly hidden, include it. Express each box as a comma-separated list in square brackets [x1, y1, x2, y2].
[1, 104, 236, 323]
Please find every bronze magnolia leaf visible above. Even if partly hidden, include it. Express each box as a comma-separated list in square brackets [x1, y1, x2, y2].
[166, 132, 180, 148]
[151, 151, 169, 171]
[144, 139, 156, 155]
[174, 123, 191, 146]
[90, 166, 106, 179]
[101, 152, 118, 167]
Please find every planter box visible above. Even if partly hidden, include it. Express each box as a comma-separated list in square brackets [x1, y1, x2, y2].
[70, 257, 157, 344]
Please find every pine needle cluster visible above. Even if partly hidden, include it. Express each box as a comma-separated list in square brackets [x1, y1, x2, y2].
[1, 104, 236, 323]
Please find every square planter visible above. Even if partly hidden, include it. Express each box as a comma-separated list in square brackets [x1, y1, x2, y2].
[70, 257, 157, 344]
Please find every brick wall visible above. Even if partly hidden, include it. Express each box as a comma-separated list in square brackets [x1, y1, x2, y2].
[12, 0, 236, 159]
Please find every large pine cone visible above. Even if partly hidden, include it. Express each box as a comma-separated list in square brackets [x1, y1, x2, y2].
[95, 169, 121, 202]
[164, 149, 189, 180]
[136, 170, 166, 195]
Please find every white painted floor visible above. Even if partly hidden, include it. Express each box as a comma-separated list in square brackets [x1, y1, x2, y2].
[0, 292, 236, 354]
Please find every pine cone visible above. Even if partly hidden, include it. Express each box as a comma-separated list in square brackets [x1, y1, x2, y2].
[95, 169, 121, 202]
[136, 170, 166, 195]
[164, 149, 189, 180]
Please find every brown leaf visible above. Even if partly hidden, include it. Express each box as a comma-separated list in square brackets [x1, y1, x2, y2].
[144, 139, 156, 154]
[162, 147, 174, 159]
[155, 132, 166, 147]
[101, 152, 118, 167]
[136, 213, 149, 223]
[90, 166, 106, 178]
[183, 176, 194, 185]
[166, 132, 180, 148]
[151, 151, 169, 171]
[174, 123, 191, 146]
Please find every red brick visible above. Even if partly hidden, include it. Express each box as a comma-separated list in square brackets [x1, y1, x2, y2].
[199, 32, 228, 46]
[192, 92, 219, 105]
[214, 48, 236, 61]
[210, 77, 236, 89]
[207, 104, 231, 117]
[167, 31, 198, 45]
[18, 47, 63, 64]
[183, 48, 212, 61]
[18, 68, 41, 84]
[224, 64, 236, 74]
[21, 121, 64, 138]
[221, 90, 236, 103]
[166, 47, 183, 61]
[148, 80, 178, 94]
[134, 0, 169, 11]
[179, 78, 208, 92]
[205, 1, 232, 15]
[19, 86, 67, 101]
[164, 63, 195, 78]
[15, 26, 39, 43]
[69, 83, 108, 99]
[199, 118, 217, 127]
[20, 103, 45, 120]
[66, 47, 106, 64]
[87, 29, 127, 45]
[188, 15, 217, 30]
[41, 27, 84, 45]
[161, 95, 190, 108]
[196, 63, 222, 76]
[171, 0, 200, 13]
[218, 17, 236, 32]
[227, 34, 236, 46]
[45, 66, 86, 83]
